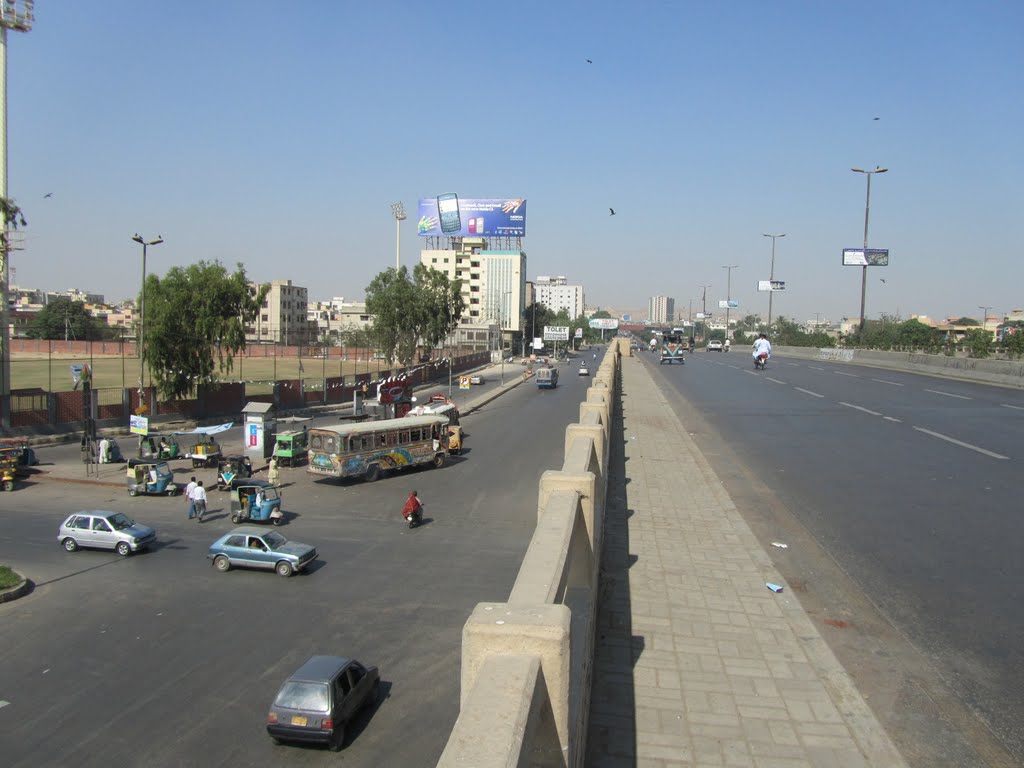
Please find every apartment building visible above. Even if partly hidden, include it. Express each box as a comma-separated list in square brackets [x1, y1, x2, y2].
[420, 239, 526, 349]
[247, 279, 314, 345]
[648, 296, 675, 324]
[534, 275, 585, 319]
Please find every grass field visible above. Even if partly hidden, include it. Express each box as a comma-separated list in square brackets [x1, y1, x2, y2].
[10, 353, 403, 394]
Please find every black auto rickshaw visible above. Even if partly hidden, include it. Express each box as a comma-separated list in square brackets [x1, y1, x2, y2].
[0, 439, 38, 468]
[217, 455, 253, 491]
[138, 433, 181, 461]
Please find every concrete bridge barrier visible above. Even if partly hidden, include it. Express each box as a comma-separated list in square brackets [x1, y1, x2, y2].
[437, 340, 624, 768]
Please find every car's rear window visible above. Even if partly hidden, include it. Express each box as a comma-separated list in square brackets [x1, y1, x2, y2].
[274, 681, 330, 712]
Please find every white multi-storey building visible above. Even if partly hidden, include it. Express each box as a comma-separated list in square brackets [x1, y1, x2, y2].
[534, 275, 585, 319]
[648, 296, 675, 324]
[247, 279, 313, 345]
[420, 239, 526, 350]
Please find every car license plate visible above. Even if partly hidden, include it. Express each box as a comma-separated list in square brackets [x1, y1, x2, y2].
[290, 715, 307, 726]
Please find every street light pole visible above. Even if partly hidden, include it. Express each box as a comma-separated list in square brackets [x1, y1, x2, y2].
[978, 305, 992, 336]
[721, 266, 738, 339]
[698, 284, 711, 340]
[851, 166, 888, 336]
[762, 233, 785, 332]
[132, 234, 163, 408]
[390, 202, 406, 272]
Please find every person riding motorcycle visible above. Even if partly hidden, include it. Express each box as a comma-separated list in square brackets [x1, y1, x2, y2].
[401, 490, 423, 524]
[752, 333, 772, 367]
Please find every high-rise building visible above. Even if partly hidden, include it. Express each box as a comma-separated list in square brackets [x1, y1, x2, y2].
[534, 275, 585, 319]
[247, 279, 313, 345]
[648, 296, 675, 324]
[420, 239, 526, 350]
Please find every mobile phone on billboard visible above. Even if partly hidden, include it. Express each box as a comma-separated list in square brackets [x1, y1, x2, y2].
[437, 193, 461, 234]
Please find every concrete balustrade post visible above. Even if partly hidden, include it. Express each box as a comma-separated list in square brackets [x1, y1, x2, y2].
[461, 603, 573, 759]
[539, 468, 602, 561]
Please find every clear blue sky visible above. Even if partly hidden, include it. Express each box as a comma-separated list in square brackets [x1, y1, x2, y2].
[8, 1, 1022, 324]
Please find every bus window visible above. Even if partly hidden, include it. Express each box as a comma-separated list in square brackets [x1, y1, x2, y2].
[360, 435, 372, 450]
[386, 431, 398, 446]
[311, 434, 323, 451]
[410, 429, 422, 442]
[376, 433, 387, 448]
[399, 431, 410, 443]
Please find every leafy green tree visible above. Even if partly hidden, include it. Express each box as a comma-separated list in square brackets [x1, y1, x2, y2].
[25, 297, 113, 340]
[364, 265, 464, 366]
[1001, 324, 1024, 358]
[964, 328, 992, 358]
[952, 317, 979, 326]
[143, 261, 267, 400]
[895, 319, 938, 350]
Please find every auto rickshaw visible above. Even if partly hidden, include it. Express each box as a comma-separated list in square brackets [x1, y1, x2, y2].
[228, 479, 284, 525]
[138, 433, 181, 461]
[273, 430, 308, 467]
[98, 437, 126, 463]
[0, 438, 38, 468]
[217, 455, 253, 491]
[126, 458, 180, 497]
[447, 424, 465, 455]
[0, 454, 18, 492]
[190, 436, 222, 469]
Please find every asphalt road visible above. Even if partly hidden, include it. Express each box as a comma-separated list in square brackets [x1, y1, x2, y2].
[0, 362, 596, 767]
[643, 348, 1023, 767]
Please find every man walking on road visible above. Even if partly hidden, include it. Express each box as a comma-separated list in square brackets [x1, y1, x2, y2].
[192, 480, 208, 522]
[185, 476, 198, 519]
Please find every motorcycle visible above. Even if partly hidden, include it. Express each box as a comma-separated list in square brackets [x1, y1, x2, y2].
[754, 353, 768, 370]
[405, 502, 423, 529]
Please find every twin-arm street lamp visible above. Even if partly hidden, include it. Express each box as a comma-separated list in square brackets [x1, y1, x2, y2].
[851, 166, 887, 335]
[133, 234, 163, 407]
[721, 266, 738, 339]
[762, 233, 785, 332]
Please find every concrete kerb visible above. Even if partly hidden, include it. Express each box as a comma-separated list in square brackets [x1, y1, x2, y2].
[0, 570, 32, 603]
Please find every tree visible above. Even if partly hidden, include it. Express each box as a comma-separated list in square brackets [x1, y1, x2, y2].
[1001, 323, 1024, 358]
[364, 265, 464, 366]
[951, 317, 979, 326]
[143, 261, 267, 400]
[963, 328, 992, 359]
[25, 297, 114, 340]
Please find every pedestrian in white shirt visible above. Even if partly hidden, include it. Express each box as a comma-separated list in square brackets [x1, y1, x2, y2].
[192, 480, 208, 522]
[185, 476, 198, 520]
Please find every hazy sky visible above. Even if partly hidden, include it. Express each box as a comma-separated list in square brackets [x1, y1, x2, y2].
[7, 1, 1022, 324]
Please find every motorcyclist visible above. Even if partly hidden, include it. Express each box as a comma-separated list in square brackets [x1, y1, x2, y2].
[401, 490, 423, 523]
[752, 333, 772, 366]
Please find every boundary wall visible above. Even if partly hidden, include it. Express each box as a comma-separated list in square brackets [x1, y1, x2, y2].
[775, 345, 1024, 389]
[437, 339, 625, 768]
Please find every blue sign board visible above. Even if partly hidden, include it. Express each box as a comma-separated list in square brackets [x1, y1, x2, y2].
[417, 197, 527, 237]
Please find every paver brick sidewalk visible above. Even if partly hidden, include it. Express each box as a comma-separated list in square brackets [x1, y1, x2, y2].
[586, 357, 907, 767]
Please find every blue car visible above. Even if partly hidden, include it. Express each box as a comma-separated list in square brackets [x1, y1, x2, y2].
[208, 527, 317, 578]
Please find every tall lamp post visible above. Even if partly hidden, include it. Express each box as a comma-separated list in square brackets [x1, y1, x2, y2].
[390, 202, 406, 271]
[978, 305, 992, 337]
[0, 1, 33, 428]
[132, 234, 163, 408]
[698, 284, 711, 340]
[721, 265, 738, 339]
[762, 233, 785, 333]
[851, 166, 887, 335]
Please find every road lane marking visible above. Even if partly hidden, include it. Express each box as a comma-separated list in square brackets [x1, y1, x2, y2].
[834, 371, 860, 377]
[0, 700, 8, 709]
[766, 377, 786, 384]
[912, 427, 1009, 460]
[810, 366, 825, 371]
[794, 387, 824, 398]
[840, 402, 883, 416]
[883, 416, 902, 423]
[1001, 404, 1024, 411]
[871, 378, 904, 386]
[925, 389, 972, 400]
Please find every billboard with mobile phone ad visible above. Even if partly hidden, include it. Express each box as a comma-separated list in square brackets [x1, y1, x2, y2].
[417, 197, 527, 237]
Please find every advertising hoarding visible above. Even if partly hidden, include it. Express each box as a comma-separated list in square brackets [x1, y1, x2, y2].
[588, 318, 619, 330]
[695, 312, 708, 319]
[417, 197, 527, 237]
[543, 326, 570, 341]
[718, 300, 739, 309]
[842, 248, 889, 266]
[757, 280, 786, 292]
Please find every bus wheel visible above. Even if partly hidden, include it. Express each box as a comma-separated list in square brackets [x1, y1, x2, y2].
[433, 453, 446, 469]
[364, 464, 380, 483]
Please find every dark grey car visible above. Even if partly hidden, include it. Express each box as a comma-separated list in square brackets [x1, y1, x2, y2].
[207, 526, 317, 577]
[266, 655, 380, 750]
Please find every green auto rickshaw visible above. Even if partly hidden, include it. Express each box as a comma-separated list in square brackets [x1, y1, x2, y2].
[138, 434, 181, 461]
[274, 430, 308, 467]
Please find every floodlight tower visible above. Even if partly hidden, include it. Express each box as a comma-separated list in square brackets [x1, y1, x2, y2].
[390, 202, 406, 271]
[0, 1, 32, 425]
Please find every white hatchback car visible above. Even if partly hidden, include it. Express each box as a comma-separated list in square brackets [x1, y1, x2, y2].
[707, 340, 724, 352]
[58, 511, 157, 557]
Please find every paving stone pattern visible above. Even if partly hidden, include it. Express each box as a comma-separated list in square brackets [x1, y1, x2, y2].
[586, 357, 907, 768]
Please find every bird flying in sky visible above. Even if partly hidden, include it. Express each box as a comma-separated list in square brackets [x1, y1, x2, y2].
[43, 192, 53, 198]
[880, 278, 886, 283]
[609, 207, 616, 216]
[586, 59, 592, 64]
[873, 117, 880, 120]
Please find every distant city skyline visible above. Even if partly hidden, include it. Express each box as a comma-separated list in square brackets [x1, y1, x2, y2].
[6, 2, 1021, 324]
